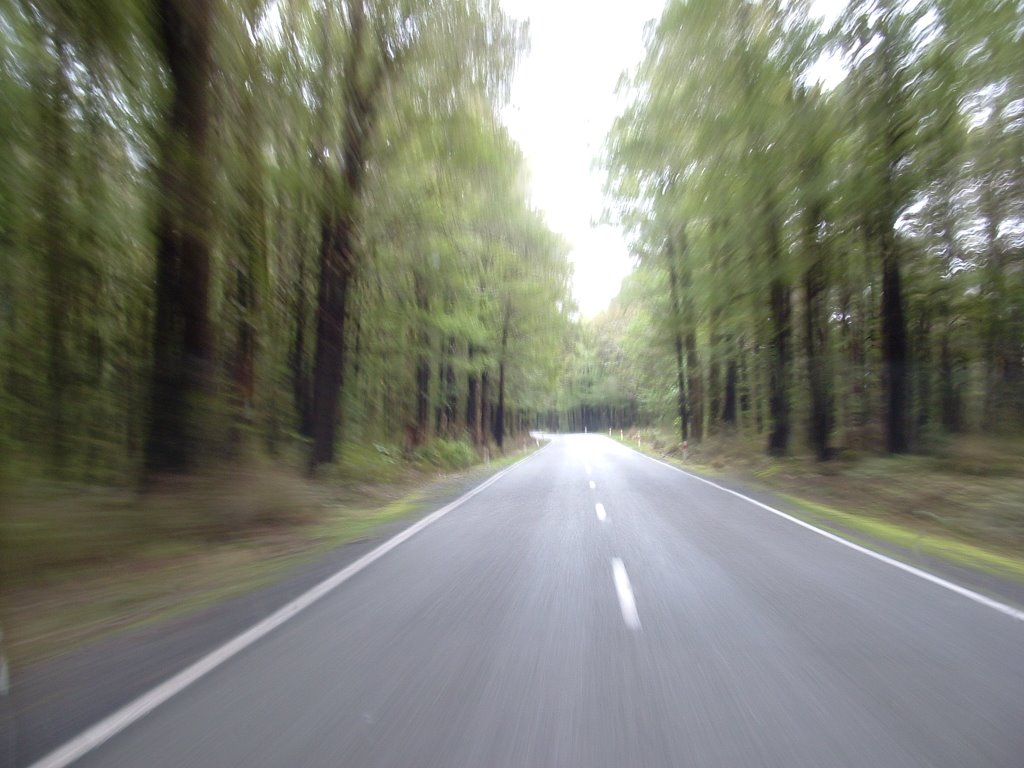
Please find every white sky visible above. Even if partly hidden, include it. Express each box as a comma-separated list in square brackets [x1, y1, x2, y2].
[499, 0, 845, 318]
[500, 0, 665, 318]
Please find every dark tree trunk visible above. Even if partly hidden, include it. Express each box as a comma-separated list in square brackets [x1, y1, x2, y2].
[415, 356, 430, 443]
[290, 257, 313, 438]
[915, 303, 931, 437]
[708, 310, 723, 433]
[800, 190, 830, 460]
[309, 0, 385, 469]
[723, 358, 737, 426]
[232, 267, 256, 416]
[413, 271, 430, 446]
[708, 356, 722, 433]
[466, 345, 478, 444]
[437, 335, 456, 436]
[767, 275, 791, 455]
[685, 332, 703, 441]
[145, 0, 215, 474]
[230, 30, 266, 443]
[41, 33, 72, 470]
[480, 371, 490, 447]
[881, 239, 909, 453]
[939, 327, 960, 432]
[766, 211, 791, 456]
[310, 208, 354, 466]
[739, 353, 751, 416]
[877, 32, 911, 455]
[673, 228, 702, 442]
[804, 256, 830, 460]
[494, 308, 509, 448]
[666, 257, 689, 442]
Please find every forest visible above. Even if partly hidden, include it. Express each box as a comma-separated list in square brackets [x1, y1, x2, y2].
[576, 0, 1023, 460]
[0, 0, 574, 487]
[1, 0, 1022, 554]
[1, 0, 1023, 691]
[3, 3, 1023, 759]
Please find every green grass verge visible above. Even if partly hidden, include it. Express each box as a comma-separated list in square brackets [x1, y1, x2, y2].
[613, 429, 1024, 585]
[777, 494, 1024, 582]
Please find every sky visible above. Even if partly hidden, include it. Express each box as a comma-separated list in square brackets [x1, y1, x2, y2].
[499, 0, 846, 318]
[499, 0, 666, 318]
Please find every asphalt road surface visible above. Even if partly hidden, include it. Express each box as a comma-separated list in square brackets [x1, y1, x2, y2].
[32, 435, 1024, 767]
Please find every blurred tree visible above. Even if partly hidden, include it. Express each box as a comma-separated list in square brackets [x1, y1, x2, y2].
[144, 0, 217, 473]
[600, 0, 1023, 457]
[0, 0, 571, 487]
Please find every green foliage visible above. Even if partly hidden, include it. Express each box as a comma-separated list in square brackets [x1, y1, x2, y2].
[596, 0, 1024, 455]
[0, 0, 573, 483]
[413, 437, 479, 471]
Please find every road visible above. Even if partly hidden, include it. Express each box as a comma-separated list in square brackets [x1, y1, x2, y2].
[33, 435, 1024, 767]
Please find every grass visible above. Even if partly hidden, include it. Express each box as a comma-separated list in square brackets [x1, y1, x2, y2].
[616, 427, 1024, 583]
[1, 438, 535, 668]
[778, 495, 1024, 581]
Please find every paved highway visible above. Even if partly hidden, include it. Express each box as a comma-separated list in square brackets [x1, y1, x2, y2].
[33, 435, 1024, 767]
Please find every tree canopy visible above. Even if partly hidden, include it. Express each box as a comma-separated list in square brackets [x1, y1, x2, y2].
[0, 0, 573, 482]
[591, 0, 1023, 457]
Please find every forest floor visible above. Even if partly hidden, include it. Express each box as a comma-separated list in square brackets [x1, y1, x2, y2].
[1, 441, 537, 669]
[621, 428, 1024, 585]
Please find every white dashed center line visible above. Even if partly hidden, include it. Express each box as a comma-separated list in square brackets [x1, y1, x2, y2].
[595, 503, 607, 521]
[589, 480, 596, 490]
[584, 464, 592, 475]
[611, 558, 641, 630]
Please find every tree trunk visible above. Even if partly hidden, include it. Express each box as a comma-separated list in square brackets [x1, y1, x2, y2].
[803, 256, 830, 460]
[685, 332, 703, 441]
[230, 22, 267, 445]
[881, 238, 909, 453]
[438, 335, 456, 436]
[290, 257, 313, 438]
[493, 306, 510, 449]
[480, 371, 490, 447]
[723, 358, 737, 426]
[708, 356, 722, 433]
[666, 256, 689, 442]
[877, 31, 911, 454]
[413, 270, 430, 446]
[939, 326, 960, 432]
[310, 205, 355, 466]
[766, 207, 791, 455]
[466, 345, 478, 444]
[145, 0, 215, 474]
[41, 32, 72, 471]
[915, 302, 931, 438]
[309, 0, 384, 469]
[767, 271, 791, 456]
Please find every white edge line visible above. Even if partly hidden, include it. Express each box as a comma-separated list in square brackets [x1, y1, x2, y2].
[611, 558, 641, 630]
[28, 444, 550, 768]
[617, 438, 1024, 623]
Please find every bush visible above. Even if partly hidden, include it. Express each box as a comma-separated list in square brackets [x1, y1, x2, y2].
[414, 438, 478, 471]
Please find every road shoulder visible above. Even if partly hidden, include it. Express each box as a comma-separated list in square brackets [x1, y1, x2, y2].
[619, 439, 1024, 613]
[8, 448, 538, 768]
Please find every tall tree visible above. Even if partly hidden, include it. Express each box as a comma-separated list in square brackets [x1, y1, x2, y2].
[145, 0, 217, 473]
